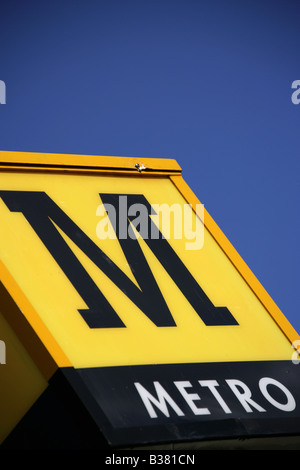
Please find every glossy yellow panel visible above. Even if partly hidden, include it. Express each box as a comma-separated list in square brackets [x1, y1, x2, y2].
[0, 171, 294, 368]
[0, 312, 48, 443]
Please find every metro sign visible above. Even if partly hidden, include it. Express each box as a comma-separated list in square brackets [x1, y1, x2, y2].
[0, 151, 299, 448]
[0, 190, 237, 330]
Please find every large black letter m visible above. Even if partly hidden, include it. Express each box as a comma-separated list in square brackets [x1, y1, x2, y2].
[0, 191, 238, 328]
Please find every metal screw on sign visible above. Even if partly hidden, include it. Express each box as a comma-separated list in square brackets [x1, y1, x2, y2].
[135, 163, 147, 173]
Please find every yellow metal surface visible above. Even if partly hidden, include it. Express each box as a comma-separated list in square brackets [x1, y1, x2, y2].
[171, 175, 300, 346]
[0, 158, 298, 369]
[0, 150, 181, 174]
[0, 311, 48, 443]
[0, 262, 72, 372]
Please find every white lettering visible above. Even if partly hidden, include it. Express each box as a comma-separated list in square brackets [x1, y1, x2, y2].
[226, 379, 266, 413]
[118, 196, 129, 239]
[183, 204, 204, 250]
[0, 80, 6, 104]
[174, 380, 210, 415]
[0, 340, 6, 364]
[96, 203, 117, 239]
[134, 381, 184, 418]
[105, 455, 140, 467]
[96, 197, 205, 250]
[199, 379, 232, 414]
[179, 455, 195, 464]
[152, 203, 183, 241]
[259, 377, 296, 412]
[128, 202, 149, 240]
[135, 376, 297, 420]
[291, 80, 300, 105]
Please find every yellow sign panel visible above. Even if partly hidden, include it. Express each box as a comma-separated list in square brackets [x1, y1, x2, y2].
[0, 152, 298, 372]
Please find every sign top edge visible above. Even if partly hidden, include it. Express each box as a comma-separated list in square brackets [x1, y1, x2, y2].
[0, 151, 182, 174]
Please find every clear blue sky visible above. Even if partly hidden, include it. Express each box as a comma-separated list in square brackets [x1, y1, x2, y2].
[1, 0, 299, 335]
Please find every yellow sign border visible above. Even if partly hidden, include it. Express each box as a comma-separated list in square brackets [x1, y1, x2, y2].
[171, 174, 299, 347]
[0, 150, 298, 378]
